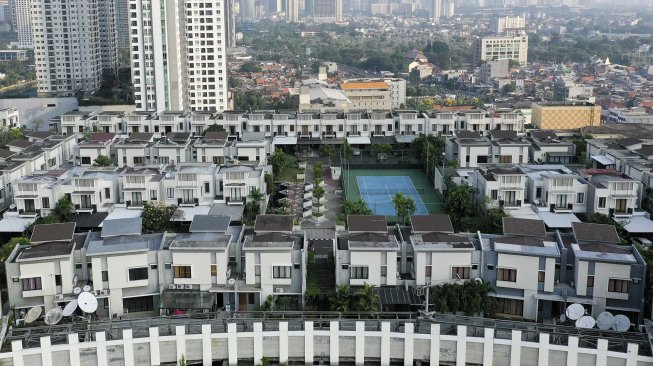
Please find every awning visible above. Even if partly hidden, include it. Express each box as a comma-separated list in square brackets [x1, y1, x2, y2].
[347, 136, 371, 145]
[615, 215, 653, 234]
[371, 286, 421, 305]
[0, 216, 36, 232]
[171, 205, 211, 222]
[297, 138, 321, 145]
[591, 155, 615, 165]
[273, 136, 298, 145]
[395, 135, 418, 144]
[321, 139, 344, 145]
[101, 208, 142, 225]
[159, 290, 216, 309]
[537, 212, 580, 229]
[533, 293, 597, 305]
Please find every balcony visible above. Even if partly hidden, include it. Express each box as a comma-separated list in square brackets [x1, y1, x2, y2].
[18, 209, 39, 218]
[178, 198, 199, 207]
[226, 197, 245, 206]
[126, 200, 144, 209]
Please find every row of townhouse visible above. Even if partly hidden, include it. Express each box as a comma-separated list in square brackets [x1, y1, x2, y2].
[76, 131, 271, 169]
[7, 214, 645, 327]
[55, 109, 527, 141]
[11, 162, 269, 218]
[446, 129, 576, 168]
[468, 163, 646, 230]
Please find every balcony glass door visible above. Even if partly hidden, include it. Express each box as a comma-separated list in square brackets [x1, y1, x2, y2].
[615, 199, 627, 213]
[182, 189, 195, 204]
[24, 199, 35, 213]
[80, 195, 92, 209]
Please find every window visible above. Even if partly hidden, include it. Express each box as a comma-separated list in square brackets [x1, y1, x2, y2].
[273, 266, 292, 279]
[102, 270, 108, 281]
[204, 182, 210, 194]
[128, 267, 149, 281]
[211, 265, 217, 276]
[350, 266, 369, 279]
[576, 192, 584, 204]
[21, 277, 42, 291]
[255, 265, 261, 276]
[497, 268, 517, 282]
[598, 197, 606, 209]
[81, 157, 91, 165]
[476, 156, 488, 164]
[451, 266, 470, 280]
[248, 293, 255, 304]
[381, 266, 387, 277]
[499, 155, 512, 163]
[608, 279, 629, 293]
[105, 188, 111, 199]
[495, 298, 523, 316]
[167, 187, 175, 199]
[55, 274, 62, 286]
[42, 197, 50, 209]
[538, 271, 545, 283]
[159, 156, 169, 164]
[174, 266, 192, 278]
[150, 190, 157, 200]
[425, 265, 432, 277]
[587, 275, 594, 288]
[490, 190, 498, 200]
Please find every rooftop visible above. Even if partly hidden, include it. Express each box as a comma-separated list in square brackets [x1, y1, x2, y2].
[86, 232, 164, 255]
[502, 217, 546, 238]
[340, 232, 399, 250]
[189, 215, 231, 233]
[254, 215, 294, 232]
[169, 232, 231, 250]
[30, 222, 76, 244]
[243, 232, 297, 249]
[347, 215, 387, 233]
[101, 217, 142, 238]
[410, 214, 454, 233]
[572, 222, 620, 244]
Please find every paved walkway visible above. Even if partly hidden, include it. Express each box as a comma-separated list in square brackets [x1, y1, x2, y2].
[302, 162, 342, 229]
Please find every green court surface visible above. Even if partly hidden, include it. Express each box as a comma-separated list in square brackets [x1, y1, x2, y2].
[342, 168, 443, 216]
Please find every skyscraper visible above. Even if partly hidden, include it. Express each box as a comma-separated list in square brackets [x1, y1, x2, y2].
[241, 0, 256, 20]
[130, 0, 229, 112]
[312, 0, 342, 22]
[286, 0, 299, 22]
[429, 0, 441, 21]
[225, 0, 237, 47]
[11, 0, 32, 48]
[32, 0, 117, 97]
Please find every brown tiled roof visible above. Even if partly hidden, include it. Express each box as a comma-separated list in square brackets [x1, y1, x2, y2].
[503, 217, 546, 237]
[30, 222, 76, 244]
[254, 215, 293, 232]
[411, 214, 454, 233]
[89, 132, 116, 142]
[572, 222, 620, 244]
[128, 132, 154, 142]
[347, 215, 387, 233]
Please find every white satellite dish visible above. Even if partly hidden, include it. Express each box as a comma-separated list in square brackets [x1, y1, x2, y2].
[78, 292, 98, 313]
[613, 314, 631, 332]
[24, 306, 42, 324]
[44, 307, 63, 325]
[474, 277, 482, 284]
[596, 312, 615, 330]
[9, 204, 15, 210]
[63, 299, 78, 316]
[82, 285, 91, 292]
[73, 287, 82, 295]
[560, 313, 567, 323]
[566, 303, 585, 320]
[227, 278, 236, 286]
[575, 315, 596, 329]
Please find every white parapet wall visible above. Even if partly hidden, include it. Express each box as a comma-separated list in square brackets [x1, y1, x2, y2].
[0, 320, 651, 366]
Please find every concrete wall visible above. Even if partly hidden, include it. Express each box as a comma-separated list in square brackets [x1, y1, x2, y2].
[1, 321, 649, 366]
[0, 97, 78, 129]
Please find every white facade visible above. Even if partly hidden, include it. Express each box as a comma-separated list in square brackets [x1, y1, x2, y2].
[474, 36, 529, 66]
[11, 0, 32, 48]
[130, 0, 229, 112]
[0, 107, 19, 128]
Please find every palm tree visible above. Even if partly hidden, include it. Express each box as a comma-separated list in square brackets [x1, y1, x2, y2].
[354, 283, 379, 312]
[248, 188, 264, 203]
[331, 284, 351, 312]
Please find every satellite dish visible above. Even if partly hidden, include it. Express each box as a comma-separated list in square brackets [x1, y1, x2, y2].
[78, 292, 98, 313]
[566, 303, 585, 320]
[474, 277, 482, 284]
[73, 287, 82, 295]
[596, 312, 615, 330]
[228, 278, 236, 286]
[82, 285, 91, 292]
[9, 204, 15, 210]
[576, 315, 596, 329]
[560, 313, 567, 323]
[44, 307, 63, 325]
[613, 314, 631, 332]
[24, 306, 42, 324]
[63, 299, 78, 316]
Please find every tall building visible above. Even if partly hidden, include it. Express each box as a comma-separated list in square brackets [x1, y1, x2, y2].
[532, 102, 601, 130]
[225, 0, 236, 47]
[11, 0, 32, 48]
[497, 15, 526, 35]
[473, 35, 528, 66]
[312, 0, 341, 22]
[240, 0, 256, 20]
[130, 0, 229, 112]
[286, 0, 299, 21]
[32, 0, 117, 97]
[115, 0, 131, 49]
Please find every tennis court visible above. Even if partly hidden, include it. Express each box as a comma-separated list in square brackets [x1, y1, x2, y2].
[357, 176, 429, 216]
[343, 168, 442, 218]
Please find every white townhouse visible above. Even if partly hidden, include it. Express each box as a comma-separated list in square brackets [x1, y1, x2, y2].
[189, 112, 217, 136]
[90, 111, 126, 133]
[336, 215, 399, 288]
[488, 130, 530, 165]
[155, 132, 193, 165]
[215, 164, 268, 205]
[115, 132, 156, 168]
[368, 111, 394, 136]
[470, 164, 527, 209]
[408, 215, 481, 286]
[446, 130, 492, 168]
[456, 110, 491, 133]
[426, 111, 456, 135]
[59, 111, 95, 137]
[0, 107, 19, 128]
[77, 132, 117, 166]
[581, 169, 643, 218]
[492, 109, 524, 132]
[394, 110, 426, 135]
[195, 132, 229, 165]
[13, 170, 69, 217]
[69, 167, 122, 213]
[120, 166, 165, 209]
[233, 132, 270, 163]
[528, 130, 576, 165]
[162, 164, 217, 207]
[242, 215, 304, 307]
[5, 223, 85, 319]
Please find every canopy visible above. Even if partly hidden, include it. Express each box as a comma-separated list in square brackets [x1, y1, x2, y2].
[591, 155, 615, 166]
[346, 136, 371, 145]
[273, 136, 298, 145]
[0, 216, 36, 232]
[615, 215, 653, 234]
[371, 286, 421, 306]
[159, 290, 216, 309]
[537, 212, 580, 229]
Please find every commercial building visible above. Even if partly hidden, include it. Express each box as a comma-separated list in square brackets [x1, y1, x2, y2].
[312, 0, 343, 22]
[0, 49, 27, 61]
[130, 0, 229, 112]
[531, 102, 602, 130]
[286, 0, 299, 21]
[339, 82, 392, 110]
[496, 15, 526, 35]
[473, 35, 529, 66]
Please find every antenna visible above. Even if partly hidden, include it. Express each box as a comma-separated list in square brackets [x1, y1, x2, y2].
[24, 306, 42, 324]
[44, 307, 63, 325]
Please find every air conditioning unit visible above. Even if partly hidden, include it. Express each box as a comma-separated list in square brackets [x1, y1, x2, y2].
[168, 284, 176, 290]
[55, 294, 64, 300]
[184, 284, 192, 289]
[100, 289, 108, 295]
[275, 288, 284, 293]
[91, 290, 98, 296]
[176, 284, 184, 289]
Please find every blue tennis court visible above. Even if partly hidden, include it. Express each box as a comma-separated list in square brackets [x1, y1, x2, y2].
[356, 176, 429, 216]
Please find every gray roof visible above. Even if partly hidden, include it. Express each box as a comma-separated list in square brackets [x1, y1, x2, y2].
[101, 217, 142, 238]
[208, 203, 244, 221]
[454, 130, 482, 139]
[30, 222, 76, 244]
[572, 222, 620, 244]
[169, 232, 231, 249]
[190, 215, 231, 233]
[343, 232, 399, 250]
[86, 232, 164, 255]
[244, 232, 296, 249]
[347, 215, 387, 233]
[254, 215, 293, 232]
[410, 214, 454, 233]
[15, 239, 78, 262]
[503, 217, 546, 238]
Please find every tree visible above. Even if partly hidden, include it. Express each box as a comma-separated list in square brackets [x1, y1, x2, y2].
[264, 173, 274, 193]
[341, 141, 353, 162]
[370, 143, 392, 160]
[313, 161, 323, 180]
[342, 199, 373, 216]
[411, 134, 445, 177]
[141, 201, 175, 233]
[93, 155, 112, 167]
[392, 192, 416, 225]
[268, 148, 295, 179]
[320, 145, 338, 165]
[239, 61, 262, 73]
[353, 283, 379, 312]
[248, 188, 264, 203]
[203, 124, 225, 134]
[500, 82, 516, 95]
[313, 185, 325, 214]
[32, 119, 44, 132]
[53, 195, 73, 222]
[330, 285, 351, 312]
[444, 184, 473, 225]
[243, 201, 260, 225]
